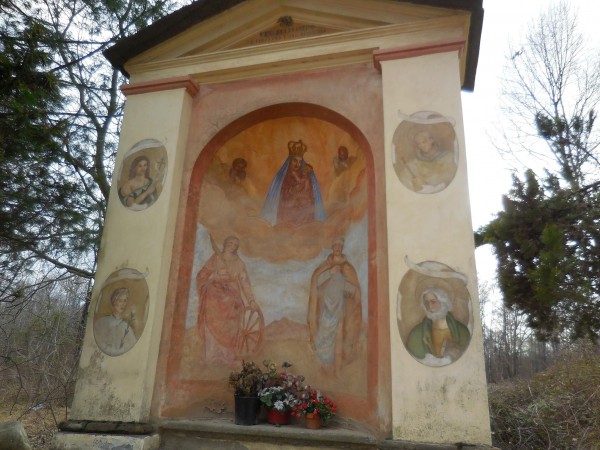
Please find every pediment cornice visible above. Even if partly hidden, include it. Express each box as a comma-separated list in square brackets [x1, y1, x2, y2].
[105, 0, 482, 90]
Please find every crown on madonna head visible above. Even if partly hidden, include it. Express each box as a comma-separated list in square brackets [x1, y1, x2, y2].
[288, 140, 307, 158]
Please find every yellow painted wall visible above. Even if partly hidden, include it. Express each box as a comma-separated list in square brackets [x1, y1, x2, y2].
[70, 88, 193, 422]
[381, 51, 491, 445]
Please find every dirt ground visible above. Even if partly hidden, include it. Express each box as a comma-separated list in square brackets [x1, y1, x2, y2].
[0, 401, 67, 449]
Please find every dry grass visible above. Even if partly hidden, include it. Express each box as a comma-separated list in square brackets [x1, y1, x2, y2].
[489, 341, 600, 449]
[0, 400, 67, 449]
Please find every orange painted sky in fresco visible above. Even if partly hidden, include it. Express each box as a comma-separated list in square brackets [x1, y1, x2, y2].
[197, 116, 368, 263]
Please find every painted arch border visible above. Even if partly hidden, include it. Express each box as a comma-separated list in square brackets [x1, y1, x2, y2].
[164, 102, 383, 427]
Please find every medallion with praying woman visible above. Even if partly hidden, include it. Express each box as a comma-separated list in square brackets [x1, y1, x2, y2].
[117, 139, 168, 211]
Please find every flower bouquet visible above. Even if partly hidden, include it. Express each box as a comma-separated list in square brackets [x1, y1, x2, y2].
[258, 386, 298, 412]
[258, 360, 305, 424]
[293, 388, 336, 427]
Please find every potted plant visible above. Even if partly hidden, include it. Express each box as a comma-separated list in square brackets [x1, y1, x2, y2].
[258, 360, 305, 425]
[293, 388, 337, 429]
[228, 360, 264, 425]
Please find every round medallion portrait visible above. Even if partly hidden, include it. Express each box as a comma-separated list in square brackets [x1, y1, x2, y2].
[392, 111, 458, 194]
[397, 258, 472, 366]
[93, 268, 149, 356]
[117, 139, 167, 211]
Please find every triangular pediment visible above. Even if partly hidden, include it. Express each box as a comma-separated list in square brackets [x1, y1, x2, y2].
[198, 17, 346, 53]
[108, 0, 482, 89]
[128, 0, 464, 65]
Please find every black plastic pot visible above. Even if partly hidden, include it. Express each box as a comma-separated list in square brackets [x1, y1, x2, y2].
[234, 395, 260, 425]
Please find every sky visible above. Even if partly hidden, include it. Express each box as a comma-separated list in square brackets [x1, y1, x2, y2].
[462, 0, 600, 290]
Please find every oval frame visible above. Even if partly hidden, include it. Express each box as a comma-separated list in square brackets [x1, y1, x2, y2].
[397, 259, 472, 366]
[93, 268, 149, 356]
[392, 111, 458, 194]
[117, 139, 168, 211]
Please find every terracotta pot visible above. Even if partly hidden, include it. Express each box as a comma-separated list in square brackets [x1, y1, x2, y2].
[266, 409, 291, 425]
[305, 412, 321, 429]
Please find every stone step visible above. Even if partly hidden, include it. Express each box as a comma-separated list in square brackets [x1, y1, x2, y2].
[158, 419, 495, 450]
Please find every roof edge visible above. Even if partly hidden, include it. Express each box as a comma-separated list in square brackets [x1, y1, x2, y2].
[103, 0, 484, 90]
[104, 0, 247, 77]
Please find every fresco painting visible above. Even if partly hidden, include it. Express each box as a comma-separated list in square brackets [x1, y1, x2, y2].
[93, 268, 149, 357]
[164, 114, 370, 416]
[392, 111, 458, 194]
[397, 257, 472, 367]
[195, 235, 264, 364]
[260, 139, 327, 226]
[117, 139, 167, 211]
[308, 237, 362, 377]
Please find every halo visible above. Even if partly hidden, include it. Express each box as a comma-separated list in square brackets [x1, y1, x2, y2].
[404, 256, 468, 283]
[395, 112, 456, 161]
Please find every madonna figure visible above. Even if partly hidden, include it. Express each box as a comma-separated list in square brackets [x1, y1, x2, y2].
[260, 140, 326, 226]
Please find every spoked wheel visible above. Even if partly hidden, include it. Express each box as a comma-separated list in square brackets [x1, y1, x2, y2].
[236, 305, 265, 356]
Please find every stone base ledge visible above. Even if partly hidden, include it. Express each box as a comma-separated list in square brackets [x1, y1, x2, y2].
[159, 418, 497, 450]
[51, 419, 497, 450]
[51, 432, 159, 450]
[59, 420, 153, 434]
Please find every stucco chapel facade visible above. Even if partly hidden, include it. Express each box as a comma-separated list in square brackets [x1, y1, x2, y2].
[53, 1, 493, 449]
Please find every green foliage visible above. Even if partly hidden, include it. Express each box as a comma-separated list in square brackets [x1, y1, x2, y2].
[533, 110, 597, 186]
[478, 170, 600, 340]
[0, 0, 184, 303]
[489, 341, 600, 449]
[0, 8, 85, 287]
[0, 14, 65, 162]
[480, 2, 600, 342]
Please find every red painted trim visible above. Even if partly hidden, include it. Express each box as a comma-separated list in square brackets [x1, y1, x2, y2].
[373, 39, 465, 72]
[121, 76, 200, 97]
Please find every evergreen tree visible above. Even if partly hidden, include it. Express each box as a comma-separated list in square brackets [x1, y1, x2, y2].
[479, 1, 600, 340]
[0, 0, 182, 305]
[477, 171, 600, 340]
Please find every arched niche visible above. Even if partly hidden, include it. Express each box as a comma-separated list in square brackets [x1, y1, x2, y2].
[161, 103, 383, 427]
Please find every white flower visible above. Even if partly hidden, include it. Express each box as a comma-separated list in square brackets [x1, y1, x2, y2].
[274, 400, 285, 411]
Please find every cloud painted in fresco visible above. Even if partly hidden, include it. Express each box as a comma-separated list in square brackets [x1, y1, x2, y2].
[186, 220, 368, 328]
[197, 115, 368, 264]
[185, 115, 370, 329]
